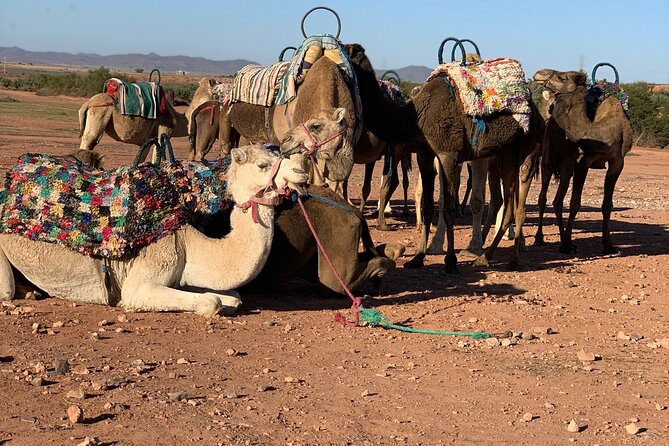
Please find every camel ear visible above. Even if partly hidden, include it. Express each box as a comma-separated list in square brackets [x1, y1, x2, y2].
[542, 90, 552, 101]
[332, 107, 346, 124]
[231, 148, 247, 165]
[575, 72, 587, 86]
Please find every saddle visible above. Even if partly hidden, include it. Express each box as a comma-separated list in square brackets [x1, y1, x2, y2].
[426, 58, 532, 133]
[0, 154, 233, 259]
[585, 81, 631, 120]
[104, 78, 167, 118]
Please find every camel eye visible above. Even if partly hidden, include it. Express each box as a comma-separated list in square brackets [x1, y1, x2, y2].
[309, 123, 322, 132]
[256, 161, 270, 170]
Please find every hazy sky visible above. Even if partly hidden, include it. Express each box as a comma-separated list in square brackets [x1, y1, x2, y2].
[1, 0, 666, 83]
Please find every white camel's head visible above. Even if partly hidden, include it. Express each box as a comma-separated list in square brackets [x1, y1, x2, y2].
[533, 69, 587, 94]
[227, 145, 309, 204]
[279, 107, 348, 160]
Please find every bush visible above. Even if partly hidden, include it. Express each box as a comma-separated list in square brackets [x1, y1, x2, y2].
[622, 82, 669, 148]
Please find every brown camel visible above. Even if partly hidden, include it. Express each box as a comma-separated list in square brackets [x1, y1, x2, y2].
[532, 69, 632, 254]
[219, 56, 357, 183]
[78, 92, 188, 154]
[188, 100, 228, 160]
[344, 43, 544, 272]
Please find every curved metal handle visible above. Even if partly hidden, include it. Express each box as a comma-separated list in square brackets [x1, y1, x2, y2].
[450, 38, 481, 64]
[149, 68, 161, 84]
[591, 62, 619, 84]
[438, 37, 465, 66]
[301, 6, 341, 39]
[278, 46, 298, 62]
[160, 133, 175, 164]
[381, 70, 401, 85]
[134, 138, 160, 167]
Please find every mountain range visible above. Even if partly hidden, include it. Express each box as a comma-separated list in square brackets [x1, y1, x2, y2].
[0, 46, 433, 83]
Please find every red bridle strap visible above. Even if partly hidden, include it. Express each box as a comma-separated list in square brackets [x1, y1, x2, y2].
[235, 157, 293, 223]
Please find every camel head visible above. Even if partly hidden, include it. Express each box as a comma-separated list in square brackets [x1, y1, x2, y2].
[533, 69, 587, 94]
[344, 43, 374, 74]
[279, 108, 348, 161]
[227, 145, 309, 204]
[60, 149, 105, 168]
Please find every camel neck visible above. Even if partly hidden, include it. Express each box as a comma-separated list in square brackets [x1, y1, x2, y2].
[179, 205, 275, 290]
[553, 86, 618, 146]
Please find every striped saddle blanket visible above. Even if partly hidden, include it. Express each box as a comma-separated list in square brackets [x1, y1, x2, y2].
[0, 154, 232, 259]
[104, 78, 166, 119]
[426, 58, 532, 132]
[231, 62, 290, 107]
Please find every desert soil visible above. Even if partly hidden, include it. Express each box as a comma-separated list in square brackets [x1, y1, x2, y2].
[0, 89, 668, 446]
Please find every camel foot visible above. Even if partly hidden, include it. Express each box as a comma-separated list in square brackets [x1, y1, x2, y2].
[404, 255, 425, 269]
[376, 222, 392, 231]
[379, 243, 406, 261]
[603, 245, 619, 255]
[198, 292, 241, 317]
[444, 253, 459, 274]
[533, 235, 546, 247]
[507, 259, 520, 271]
[462, 244, 484, 257]
[473, 255, 489, 268]
[559, 243, 577, 254]
[426, 241, 445, 255]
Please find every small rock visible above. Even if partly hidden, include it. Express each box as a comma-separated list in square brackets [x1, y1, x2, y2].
[30, 377, 44, 387]
[283, 324, 294, 333]
[532, 327, 554, 335]
[97, 320, 111, 327]
[522, 413, 534, 422]
[629, 333, 644, 341]
[501, 338, 515, 347]
[225, 348, 239, 357]
[54, 359, 70, 375]
[485, 337, 500, 347]
[264, 320, 278, 327]
[66, 388, 86, 399]
[617, 331, 631, 341]
[91, 381, 107, 391]
[544, 402, 555, 409]
[284, 376, 300, 383]
[257, 385, 275, 392]
[71, 364, 89, 375]
[89, 332, 100, 341]
[176, 358, 190, 365]
[31, 323, 40, 334]
[576, 350, 598, 362]
[67, 404, 84, 423]
[52, 321, 64, 328]
[624, 423, 640, 435]
[567, 419, 580, 433]
[655, 403, 666, 411]
[33, 361, 46, 374]
[76, 436, 100, 446]
[168, 392, 189, 402]
[361, 389, 376, 397]
[521, 332, 536, 341]
[117, 314, 129, 323]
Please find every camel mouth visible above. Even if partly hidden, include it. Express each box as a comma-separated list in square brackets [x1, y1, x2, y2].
[279, 142, 305, 156]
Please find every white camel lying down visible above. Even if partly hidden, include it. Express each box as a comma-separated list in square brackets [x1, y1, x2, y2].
[0, 145, 308, 316]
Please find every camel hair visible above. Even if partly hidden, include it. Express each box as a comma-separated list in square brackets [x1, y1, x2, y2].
[532, 68, 632, 254]
[0, 145, 308, 316]
[78, 91, 189, 159]
[344, 43, 544, 272]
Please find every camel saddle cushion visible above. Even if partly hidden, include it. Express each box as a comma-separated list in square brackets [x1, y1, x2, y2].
[231, 62, 290, 107]
[104, 78, 166, 118]
[378, 79, 406, 107]
[0, 154, 232, 260]
[585, 81, 631, 120]
[426, 58, 532, 132]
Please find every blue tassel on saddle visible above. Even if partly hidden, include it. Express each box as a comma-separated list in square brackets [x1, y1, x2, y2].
[471, 117, 487, 147]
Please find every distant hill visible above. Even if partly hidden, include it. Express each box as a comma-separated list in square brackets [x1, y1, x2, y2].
[0, 46, 433, 83]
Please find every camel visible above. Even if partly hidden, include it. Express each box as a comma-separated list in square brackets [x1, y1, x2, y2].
[0, 145, 308, 316]
[78, 89, 189, 154]
[344, 43, 544, 272]
[185, 77, 221, 131]
[532, 68, 632, 254]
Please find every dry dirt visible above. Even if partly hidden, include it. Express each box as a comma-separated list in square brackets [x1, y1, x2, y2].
[0, 90, 668, 446]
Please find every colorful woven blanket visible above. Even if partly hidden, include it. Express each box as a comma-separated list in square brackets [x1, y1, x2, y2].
[0, 154, 233, 259]
[231, 62, 290, 107]
[104, 78, 165, 119]
[212, 82, 233, 105]
[426, 58, 532, 133]
[586, 81, 631, 120]
[378, 79, 406, 107]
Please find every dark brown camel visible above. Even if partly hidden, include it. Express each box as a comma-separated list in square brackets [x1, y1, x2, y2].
[344, 43, 543, 272]
[532, 69, 632, 254]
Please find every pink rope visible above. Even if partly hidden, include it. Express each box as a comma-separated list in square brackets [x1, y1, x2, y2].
[296, 195, 361, 327]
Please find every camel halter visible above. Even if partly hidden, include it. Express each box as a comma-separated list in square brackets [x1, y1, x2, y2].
[235, 157, 293, 224]
[297, 123, 345, 184]
[537, 71, 557, 93]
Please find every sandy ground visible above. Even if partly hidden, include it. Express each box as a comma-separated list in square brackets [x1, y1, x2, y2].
[0, 90, 668, 446]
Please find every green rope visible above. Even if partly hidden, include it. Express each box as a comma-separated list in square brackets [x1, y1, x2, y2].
[359, 307, 490, 339]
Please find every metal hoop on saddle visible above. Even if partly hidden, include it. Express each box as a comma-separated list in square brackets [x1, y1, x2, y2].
[301, 6, 341, 39]
[381, 70, 401, 86]
[450, 38, 481, 65]
[149, 68, 161, 85]
[591, 62, 620, 84]
[133, 133, 175, 167]
[438, 37, 466, 66]
[278, 46, 298, 62]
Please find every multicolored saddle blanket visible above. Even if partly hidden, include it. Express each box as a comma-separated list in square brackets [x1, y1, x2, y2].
[378, 79, 406, 107]
[426, 58, 532, 133]
[0, 154, 233, 259]
[104, 78, 166, 119]
[212, 82, 233, 106]
[586, 81, 631, 120]
[231, 62, 290, 107]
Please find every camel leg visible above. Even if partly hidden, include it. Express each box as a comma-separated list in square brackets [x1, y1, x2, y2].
[0, 249, 16, 301]
[475, 152, 519, 269]
[460, 162, 473, 215]
[427, 160, 447, 255]
[400, 149, 412, 216]
[553, 161, 575, 252]
[377, 157, 400, 231]
[533, 162, 552, 246]
[359, 162, 374, 214]
[432, 153, 459, 273]
[405, 151, 436, 268]
[602, 157, 624, 254]
[512, 158, 533, 253]
[462, 158, 488, 257]
[453, 162, 464, 218]
[414, 169, 424, 233]
[561, 158, 591, 254]
[79, 106, 112, 151]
